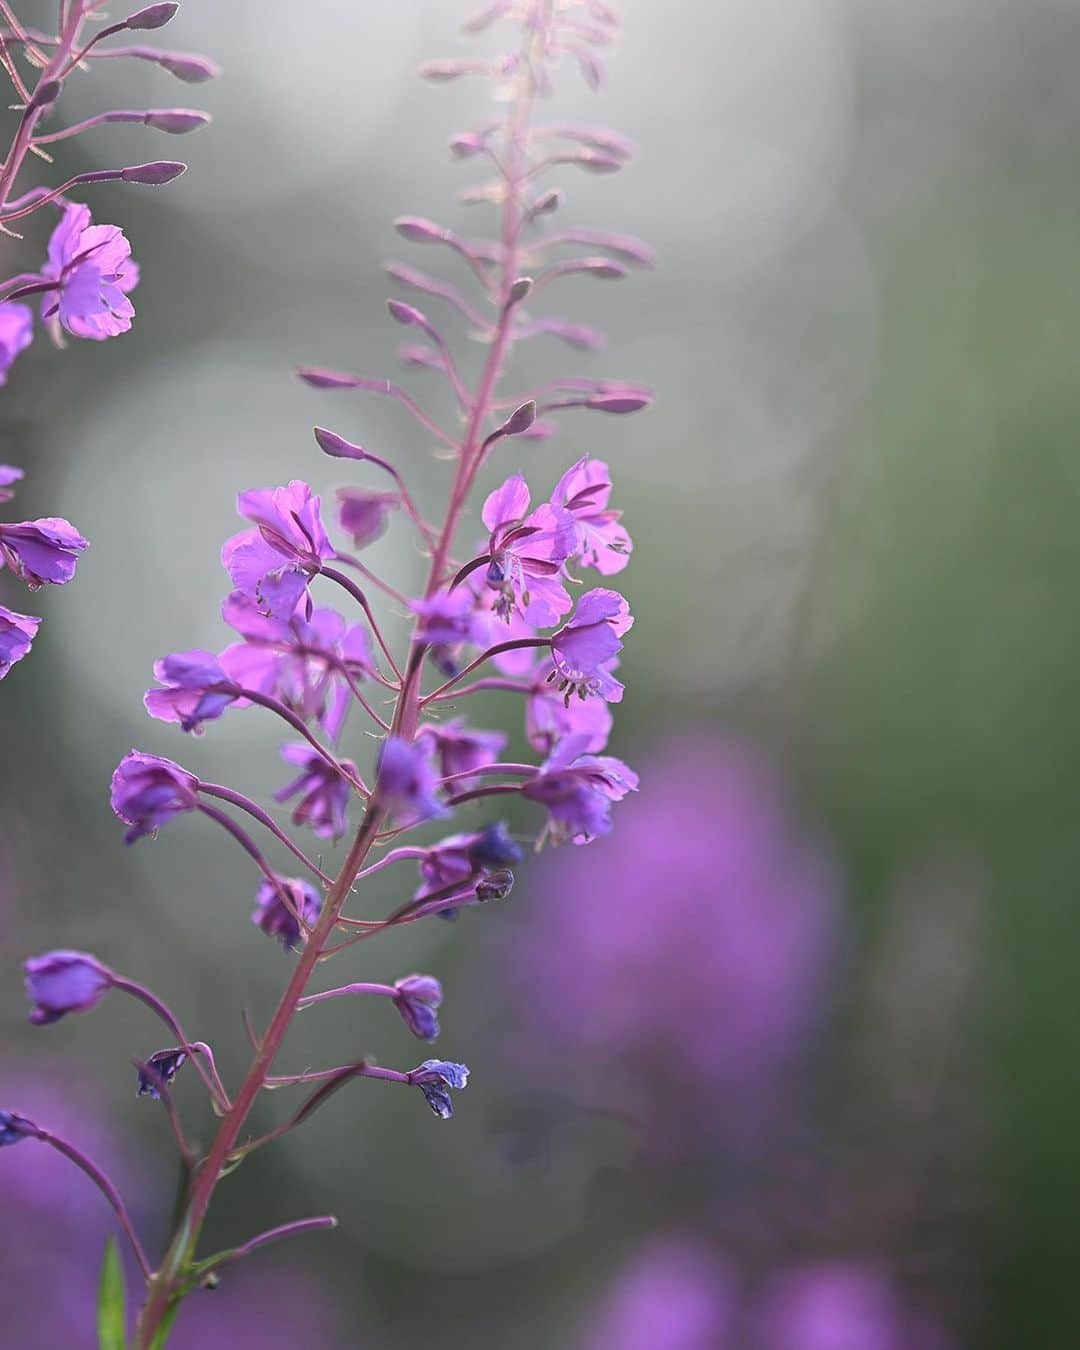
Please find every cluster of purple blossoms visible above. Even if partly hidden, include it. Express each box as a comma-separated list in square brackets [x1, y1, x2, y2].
[3, 2, 651, 1342]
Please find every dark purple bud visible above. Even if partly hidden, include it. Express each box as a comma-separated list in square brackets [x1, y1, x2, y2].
[394, 215, 450, 246]
[313, 425, 366, 460]
[120, 159, 186, 185]
[501, 401, 536, 437]
[528, 189, 561, 218]
[576, 257, 628, 280]
[124, 2, 178, 29]
[470, 822, 523, 868]
[148, 49, 221, 83]
[144, 108, 210, 133]
[476, 869, 514, 901]
[410, 1060, 469, 1119]
[506, 276, 533, 307]
[393, 974, 443, 1042]
[24, 951, 114, 1025]
[387, 299, 427, 329]
[0, 1110, 36, 1147]
[449, 132, 484, 158]
[586, 393, 652, 413]
[28, 80, 61, 111]
[136, 1047, 188, 1099]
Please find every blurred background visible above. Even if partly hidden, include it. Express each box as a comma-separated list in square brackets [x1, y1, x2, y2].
[2, 0, 1078, 1344]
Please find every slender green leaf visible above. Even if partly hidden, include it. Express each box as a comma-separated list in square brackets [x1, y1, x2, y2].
[147, 1302, 180, 1350]
[96, 1237, 127, 1350]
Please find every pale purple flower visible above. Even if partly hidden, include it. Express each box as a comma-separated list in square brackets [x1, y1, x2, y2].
[221, 480, 332, 618]
[526, 658, 613, 754]
[416, 717, 506, 785]
[414, 822, 523, 901]
[521, 733, 638, 844]
[0, 604, 40, 680]
[580, 1238, 737, 1350]
[393, 974, 443, 1041]
[274, 744, 356, 841]
[110, 749, 200, 843]
[409, 1059, 469, 1118]
[40, 203, 139, 340]
[551, 456, 631, 574]
[753, 1262, 948, 1350]
[252, 875, 323, 951]
[136, 1048, 188, 1100]
[409, 589, 487, 647]
[375, 736, 448, 825]
[0, 464, 23, 504]
[23, 951, 113, 1025]
[0, 303, 32, 384]
[0, 517, 88, 589]
[481, 472, 576, 626]
[549, 588, 632, 702]
[335, 486, 399, 548]
[218, 590, 373, 739]
[144, 648, 237, 732]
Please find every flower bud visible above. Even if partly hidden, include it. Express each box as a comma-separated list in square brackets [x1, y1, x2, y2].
[145, 109, 210, 134]
[28, 80, 61, 111]
[124, 2, 178, 29]
[152, 49, 221, 83]
[24, 951, 114, 1026]
[501, 400, 536, 437]
[394, 215, 449, 245]
[136, 1047, 188, 1099]
[120, 159, 186, 185]
[313, 425, 366, 460]
[393, 974, 443, 1042]
[506, 276, 533, 307]
[585, 393, 652, 413]
[476, 869, 514, 902]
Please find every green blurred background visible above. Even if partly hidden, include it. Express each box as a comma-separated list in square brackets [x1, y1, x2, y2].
[3, 0, 1080, 1344]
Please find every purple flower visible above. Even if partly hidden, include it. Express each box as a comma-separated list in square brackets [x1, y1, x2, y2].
[481, 473, 576, 626]
[110, 749, 200, 844]
[0, 517, 88, 589]
[274, 744, 357, 842]
[251, 875, 323, 951]
[416, 717, 506, 785]
[218, 590, 373, 739]
[40, 203, 139, 340]
[526, 658, 613, 755]
[521, 733, 638, 845]
[0, 464, 23, 504]
[414, 822, 523, 901]
[375, 736, 448, 825]
[23, 950, 114, 1025]
[550, 588, 632, 702]
[581, 1239, 737, 1350]
[0, 303, 32, 385]
[335, 486, 399, 548]
[753, 1262, 944, 1350]
[136, 1047, 188, 1099]
[409, 590, 487, 647]
[409, 1059, 469, 1118]
[393, 974, 443, 1041]
[0, 604, 40, 680]
[551, 456, 631, 575]
[221, 480, 333, 618]
[0, 1110, 35, 1147]
[144, 648, 238, 732]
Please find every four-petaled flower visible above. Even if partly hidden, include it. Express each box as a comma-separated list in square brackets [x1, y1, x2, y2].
[551, 456, 631, 574]
[0, 304, 32, 384]
[221, 481, 333, 619]
[549, 588, 632, 703]
[393, 974, 443, 1042]
[522, 734, 639, 844]
[40, 203, 139, 341]
[251, 875, 323, 951]
[482, 473, 576, 626]
[409, 1059, 469, 1119]
[24, 950, 114, 1025]
[110, 750, 201, 844]
[0, 516, 88, 589]
[136, 1048, 189, 1100]
[375, 736, 448, 825]
[0, 605, 40, 681]
[144, 649, 238, 733]
[274, 744, 357, 842]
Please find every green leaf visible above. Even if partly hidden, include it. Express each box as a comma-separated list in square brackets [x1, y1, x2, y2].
[96, 1237, 127, 1350]
[147, 1303, 180, 1350]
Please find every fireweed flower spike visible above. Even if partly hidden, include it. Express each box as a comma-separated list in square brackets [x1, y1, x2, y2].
[19, 4, 649, 1341]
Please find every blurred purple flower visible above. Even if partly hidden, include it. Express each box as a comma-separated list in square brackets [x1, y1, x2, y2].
[375, 736, 448, 825]
[221, 481, 332, 619]
[24, 951, 114, 1026]
[0, 464, 23, 503]
[0, 516, 88, 589]
[144, 648, 237, 732]
[335, 486, 399, 548]
[251, 875, 323, 952]
[274, 744, 356, 842]
[526, 658, 613, 754]
[0, 604, 40, 679]
[417, 717, 506, 785]
[580, 1238, 737, 1350]
[521, 733, 638, 844]
[0, 303, 33, 383]
[414, 823, 522, 901]
[409, 590, 487, 647]
[40, 203, 139, 340]
[110, 750, 200, 844]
